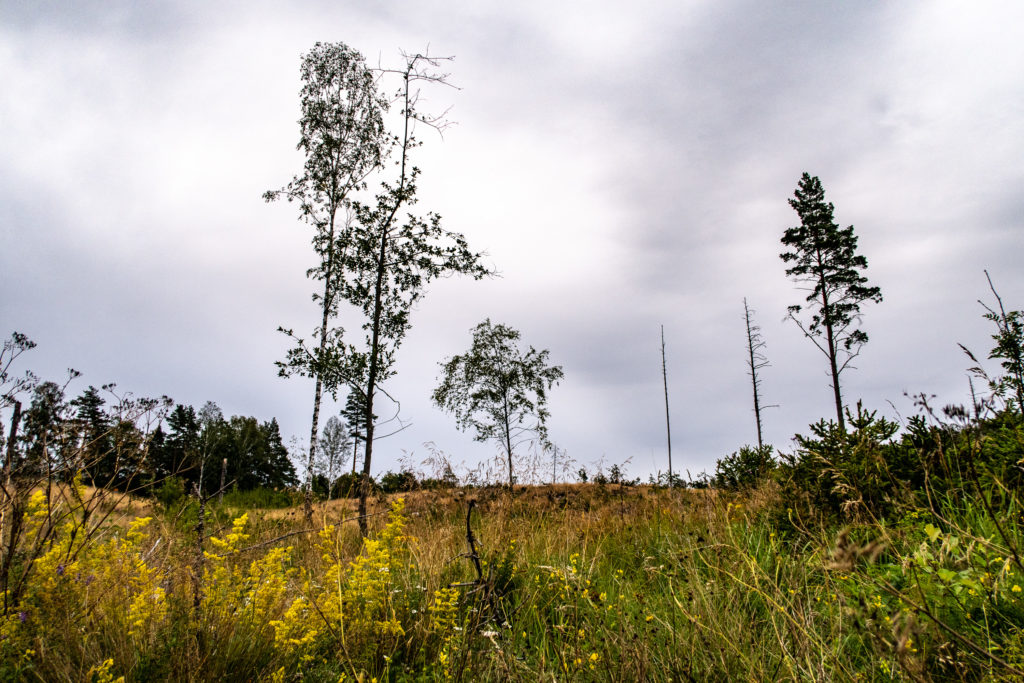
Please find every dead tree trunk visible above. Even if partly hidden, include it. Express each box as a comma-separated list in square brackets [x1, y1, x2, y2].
[661, 326, 673, 487]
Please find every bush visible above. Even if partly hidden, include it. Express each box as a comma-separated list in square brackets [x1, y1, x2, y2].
[311, 473, 330, 499]
[779, 403, 904, 520]
[714, 445, 775, 491]
[419, 472, 458, 490]
[331, 472, 377, 499]
[154, 476, 186, 509]
[221, 486, 298, 509]
[608, 463, 640, 486]
[379, 469, 418, 494]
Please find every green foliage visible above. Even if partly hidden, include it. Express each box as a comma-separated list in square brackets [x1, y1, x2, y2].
[971, 271, 1024, 412]
[221, 486, 298, 509]
[781, 173, 882, 430]
[379, 468, 418, 494]
[607, 463, 640, 486]
[317, 415, 351, 489]
[714, 444, 775, 491]
[778, 396, 1024, 528]
[266, 41, 392, 521]
[779, 403, 903, 519]
[329, 471, 377, 499]
[419, 462, 459, 490]
[268, 41, 389, 398]
[155, 407, 298, 495]
[988, 309, 1024, 409]
[433, 319, 563, 486]
[150, 404, 200, 486]
[5, 473, 1024, 680]
[18, 380, 69, 478]
[280, 50, 492, 531]
[153, 475, 186, 509]
[71, 385, 114, 484]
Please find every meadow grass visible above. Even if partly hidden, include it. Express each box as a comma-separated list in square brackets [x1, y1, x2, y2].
[2, 479, 1024, 681]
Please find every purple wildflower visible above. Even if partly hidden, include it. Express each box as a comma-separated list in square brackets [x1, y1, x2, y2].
[56, 564, 65, 576]
[18, 611, 27, 623]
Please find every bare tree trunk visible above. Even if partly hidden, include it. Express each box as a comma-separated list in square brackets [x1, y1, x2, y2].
[497, 392, 515, 488]
[661, 326, 673, 487]
[813, 248, 845, 432]
[306, 377, 323, 523]
[298, 155, 351, 521]
[358, 228, 388, 537]
[305, 215, 338, 524]
[824, 314, 845, 432]
[504, 411, 514, 489]
[2, 401, 20, 500]
[191, 481, 205, 611]
[218, 457, 226, 506]
[1, 400, 22, 613]
[744, 300, 766, 449]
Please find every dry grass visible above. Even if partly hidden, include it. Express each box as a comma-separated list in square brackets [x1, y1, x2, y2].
[5, 480, 1024, 681]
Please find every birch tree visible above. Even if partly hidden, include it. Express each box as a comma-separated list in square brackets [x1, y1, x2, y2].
[265, 42, 388, 522]
[432, 320, 563, 487]
[335, 52, 491, 535]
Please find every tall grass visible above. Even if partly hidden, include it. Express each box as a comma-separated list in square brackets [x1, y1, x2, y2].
[2, 470, 1023, 681]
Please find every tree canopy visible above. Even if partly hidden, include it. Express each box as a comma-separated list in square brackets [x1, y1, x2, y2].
[432, 319, 563, 486]
[781, 173, 882, 431]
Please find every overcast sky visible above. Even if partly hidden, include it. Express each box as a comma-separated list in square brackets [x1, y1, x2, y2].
[3, 1, 1023, 483]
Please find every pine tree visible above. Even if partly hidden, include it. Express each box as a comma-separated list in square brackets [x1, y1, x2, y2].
[781, 173, 882, 431]
[71, 386, 112, 484]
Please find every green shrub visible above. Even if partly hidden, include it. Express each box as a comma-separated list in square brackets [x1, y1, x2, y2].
[779, 403, 903, 520]
[221, 486, 298, 509]
[330, 472, 377, 499]
[714, 444, 775, 490]
[379, 469, 418, 493]
[153, 475, 186, 509]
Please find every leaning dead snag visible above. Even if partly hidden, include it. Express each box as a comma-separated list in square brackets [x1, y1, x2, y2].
[743, 299, 776, 448]
[449, 500, 507, 628]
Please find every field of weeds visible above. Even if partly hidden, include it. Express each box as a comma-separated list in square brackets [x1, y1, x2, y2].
[4, 473, 1024, 682]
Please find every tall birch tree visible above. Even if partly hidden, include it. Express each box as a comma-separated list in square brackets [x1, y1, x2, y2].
[336, 52, 491, 535]
[265, 42, 388, 522]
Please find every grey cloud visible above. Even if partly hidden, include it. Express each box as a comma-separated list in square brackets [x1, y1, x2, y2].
[3, 1, 1023, 481]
